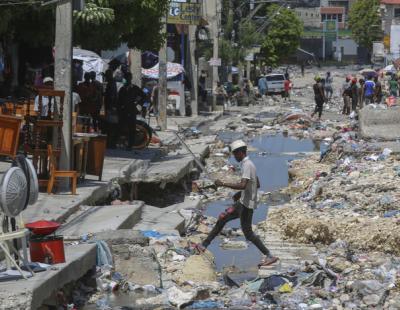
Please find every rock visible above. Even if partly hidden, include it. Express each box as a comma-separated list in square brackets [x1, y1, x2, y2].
[167, 286, 197, 309]
[220, 239, 248, 250]
[363, 294, 381, 306]
[352, 280, 384, 297]
[178, 255, 217, 283]
[340, 294, 351, 303]
[348, 171, 360, 179]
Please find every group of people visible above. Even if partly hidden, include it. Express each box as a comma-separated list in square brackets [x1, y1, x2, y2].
[312, 71, 400, 120]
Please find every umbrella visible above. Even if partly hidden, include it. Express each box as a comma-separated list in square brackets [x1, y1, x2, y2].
[73, 48, 106, 82]
[359, 68, 378, 78]
[383, 65, 397, 73]
[142, 62, 185, 80]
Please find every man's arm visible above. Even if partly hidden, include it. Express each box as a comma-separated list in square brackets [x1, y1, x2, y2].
[215, 178, 249, 190]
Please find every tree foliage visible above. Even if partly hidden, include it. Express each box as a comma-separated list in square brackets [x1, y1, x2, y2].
[348, 0, 382, 50]
[74, 0, 170, 51]
[0, 0, 169, 52]
[219, 16, 262, 65]
[0, 3, 55, 47]
[261, 4, 303, 67]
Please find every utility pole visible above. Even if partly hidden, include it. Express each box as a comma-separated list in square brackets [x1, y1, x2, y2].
[188, 25, 198, 116]
[129, 49, 142, 87]
[157, 17, 168, 130]
[211, 0, 220, 111]
[54, 0, 73, 171]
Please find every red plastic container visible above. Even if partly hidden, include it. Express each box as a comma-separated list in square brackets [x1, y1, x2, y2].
[29, 236, 65, 264]
[25, 220, 61, 236]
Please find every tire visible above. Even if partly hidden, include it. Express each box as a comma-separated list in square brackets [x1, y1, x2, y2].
[132, 120, 153, 150]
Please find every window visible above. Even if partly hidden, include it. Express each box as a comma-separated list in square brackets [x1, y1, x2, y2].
[311, 13, 314, 17]
[266, 75, 285, 82]
[394, 8, 400, 18]
[305, 13, 308, 16]
[327, 14, 332, 20]
[338, 14, 343, 22]
[322, 14, 326, 21]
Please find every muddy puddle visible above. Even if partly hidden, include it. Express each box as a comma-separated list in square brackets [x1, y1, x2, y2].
[205, 133, 318, 283]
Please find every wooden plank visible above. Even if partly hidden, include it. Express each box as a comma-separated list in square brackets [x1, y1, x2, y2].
[0, 115, 22, 158]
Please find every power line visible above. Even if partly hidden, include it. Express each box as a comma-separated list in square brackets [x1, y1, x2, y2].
[0, 0, 42, 6]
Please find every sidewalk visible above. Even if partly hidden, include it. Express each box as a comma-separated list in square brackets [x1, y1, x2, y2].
[0, 113, 221, 225]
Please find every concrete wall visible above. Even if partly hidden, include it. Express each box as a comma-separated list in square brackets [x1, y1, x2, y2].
[295, 7, 321, 28]
[333, 38, 358, 55]
[381, 3, 400, 37]
[359, 106, 400, 140]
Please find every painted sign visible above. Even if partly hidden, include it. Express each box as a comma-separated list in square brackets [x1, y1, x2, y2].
[209, 58, 221, 67]
[168, 2, 202, 25]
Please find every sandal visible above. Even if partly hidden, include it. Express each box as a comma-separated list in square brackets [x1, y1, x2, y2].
[258, 256, 279, 268]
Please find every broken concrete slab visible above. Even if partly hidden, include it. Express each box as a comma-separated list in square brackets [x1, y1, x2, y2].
[93, 230, 149, 247]
[134, 205, 185, 235]
[133, 198, 203, 235]
[60, 202, 144, 237]
[359, 106, 400, 140]
[0, 243, 96, 310]
[112, 244, 161, 287]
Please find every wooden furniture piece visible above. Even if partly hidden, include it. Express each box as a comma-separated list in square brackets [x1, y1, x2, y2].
[85, 134, 107, 181]
[23, 89, 65, 186]
[0, 115, 23, 158]
[47, 145, 77, 195]
[73, 136, 89, 180]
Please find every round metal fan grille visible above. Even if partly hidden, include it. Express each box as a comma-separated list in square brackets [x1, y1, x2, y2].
[25, 158, 39, 205]
[0, 167, 28, 217]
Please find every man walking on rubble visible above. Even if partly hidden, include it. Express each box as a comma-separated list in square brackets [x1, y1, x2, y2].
[311, 76, 326, 121]
[198, 140, 279, 267]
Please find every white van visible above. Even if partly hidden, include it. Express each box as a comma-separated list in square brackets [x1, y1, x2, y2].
[265, 74, 285, 95]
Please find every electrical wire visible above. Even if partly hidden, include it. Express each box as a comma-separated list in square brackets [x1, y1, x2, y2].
[0, 0, 42, 6]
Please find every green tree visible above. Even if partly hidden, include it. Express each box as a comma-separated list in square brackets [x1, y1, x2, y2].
[74, 0, 170, 51]
[0, 4, 55, 47]
[348, 0, 382, 50]
[261, 4, 303, 67]
[219, 20, 262, 66]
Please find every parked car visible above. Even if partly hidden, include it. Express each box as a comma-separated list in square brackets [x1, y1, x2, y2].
[265, 74, 285, 96]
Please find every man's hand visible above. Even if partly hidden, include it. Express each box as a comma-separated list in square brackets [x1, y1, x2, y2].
[215, 180, 224, 187]
[233, 191, 241, 202]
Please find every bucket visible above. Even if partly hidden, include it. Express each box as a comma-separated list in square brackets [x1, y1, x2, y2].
[29, 235, 65, 264]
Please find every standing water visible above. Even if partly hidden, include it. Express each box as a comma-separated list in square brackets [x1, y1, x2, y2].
[205, 133, 318, 282]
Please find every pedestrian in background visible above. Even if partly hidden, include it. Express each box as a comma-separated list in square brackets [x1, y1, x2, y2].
[89, 71, 103, 117]
[350, 77, 358, 112]
[374, 76, 383, 104]
[358, 79, 365, 109]
[311, 76, 326, 121]
[283, 78, 291, 102]
[364, 76, 376, 105]
[258, 75, 267, 97]
[104, 69, 118, 148]
[341, 76, 352, 115]
[118, 72, 145, 150]
[389, 76, 398, 97]
[325, 71, 333, 102]
[77, 72, 97, 117]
